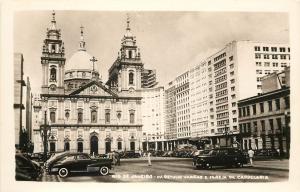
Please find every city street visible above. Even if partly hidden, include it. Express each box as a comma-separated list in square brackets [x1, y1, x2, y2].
[42, 158, 289, 183]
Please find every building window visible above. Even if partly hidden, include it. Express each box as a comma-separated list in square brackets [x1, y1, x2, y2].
[50, 111, 56, 123]
[268, 100, 273, 111]
[271, 47, 277, 52]
[246, 106, 250, 116]
[64, 142, 70, 151]
[273, 62, 278, 67]
[118, 142, 122, 150]
[255, 53, 261, 59]
[128, 50, 132, 59]
[130, 111, 135, 124]
[252, 104, 256, 115]
[264, 54, 269, 59]
[269, 119, 274, 131]
[256, 70, 262, 74]
[264, 62, 270, 67]
[272, 55, 278, 59]
[78, 112, 83, 123]
[284, 96, 290, 109]
[91, 110, 97, 123]
[77, 142, 83, 153]
[279, 47, 286, 52]
[105, 111, 110, 124]
[275, 99, 280, 110]
[65, 111, 70, 119]
[256, 62, 262, 66]
[263, 47, 269, 51]
[261, 120, 265, 132]
[280, 55, 286, 59]
[50, 68, 57, 81]
[229, 56, 234, 61]
[129, 72, 134, 85]
[254, 46, 260, 51]
[253, 121, 258, 132]
[260, 102, 264, 113]
[276, 118, 282, 130]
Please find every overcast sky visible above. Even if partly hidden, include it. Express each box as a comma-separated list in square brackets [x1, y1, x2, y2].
[14, 11, 289, 94]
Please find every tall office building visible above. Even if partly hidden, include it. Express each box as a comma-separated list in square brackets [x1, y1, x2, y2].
[166, 40, 290, 147]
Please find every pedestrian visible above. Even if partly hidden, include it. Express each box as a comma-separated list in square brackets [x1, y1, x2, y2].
[115, 152, 121, 166]
[147, 152, 152, 166]
[112, 151, 117, 165]
[248, 148, 255, 166]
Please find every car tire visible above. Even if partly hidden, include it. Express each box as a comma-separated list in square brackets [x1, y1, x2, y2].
[99, 166, 109, 176]
[58, 168, 69, 178]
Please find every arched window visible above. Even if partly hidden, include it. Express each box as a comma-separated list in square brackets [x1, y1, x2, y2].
[50, 142, 56, 152]
[118, 142, 122, 150]
[78, 112, 83, 123]
[130, 141, 135, 151]
[129, 72, 134, 85]
[130, 112, 135, 124]
[77, 142, 83, 153]
[50, 68, 56, 81]
[50, 111, 56, 123]
[128, 50, 132, 59]
[64, 142, 70, 151]
[91, 110, 97, 123]
[105, 112, 110, 124]
[65, 111, 70, 119]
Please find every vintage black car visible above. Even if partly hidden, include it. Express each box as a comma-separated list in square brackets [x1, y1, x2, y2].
[15, 154, 42, 181]
[193, 148, 249, 169]
[49, 153, 112, 177]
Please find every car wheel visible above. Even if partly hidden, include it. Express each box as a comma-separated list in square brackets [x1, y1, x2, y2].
[58, 168, 69, 178]
[99, 166, 109, 176]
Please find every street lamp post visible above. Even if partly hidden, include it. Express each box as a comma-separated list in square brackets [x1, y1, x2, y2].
[41, 110, 50, 161]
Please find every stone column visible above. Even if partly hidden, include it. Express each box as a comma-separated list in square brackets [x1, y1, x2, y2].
[162, 141, 164, 151]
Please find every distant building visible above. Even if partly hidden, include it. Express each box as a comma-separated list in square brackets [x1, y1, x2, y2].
[175, 71, 190, 143]
[164, 40, 290, 147]
[140, 86, 165, 151]
[238, 67, 290, 156]
[141, 69, 158, 88]
[164, 81, 177, 150]
[26, 77, 33, 144]
[14, 53, 26, 150]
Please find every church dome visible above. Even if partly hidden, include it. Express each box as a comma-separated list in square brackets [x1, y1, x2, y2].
[65, 50, 95, 71]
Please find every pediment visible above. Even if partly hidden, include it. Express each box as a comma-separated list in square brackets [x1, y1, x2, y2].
[69, 81, 118, 97]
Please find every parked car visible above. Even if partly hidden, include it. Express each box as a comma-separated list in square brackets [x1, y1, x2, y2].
[45, 151, 71, 172]
[121, 151, 141, 158]
[193, 148, 249, 169]
[15, 154, 42, 181]
[255, 149, 279, 157]
[49, 153, 112, 178]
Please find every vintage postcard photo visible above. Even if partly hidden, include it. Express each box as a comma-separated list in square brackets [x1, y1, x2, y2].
[1, 0, 300, 192]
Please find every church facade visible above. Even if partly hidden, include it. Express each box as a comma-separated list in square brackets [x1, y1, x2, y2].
[33, 12, 147, 155]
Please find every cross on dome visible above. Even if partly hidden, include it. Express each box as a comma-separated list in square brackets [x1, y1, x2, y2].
[90, 56, 98, 71]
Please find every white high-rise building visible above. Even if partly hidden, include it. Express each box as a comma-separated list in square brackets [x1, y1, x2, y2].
[166, 40, 290, 147]
[140, 87, 165, 150]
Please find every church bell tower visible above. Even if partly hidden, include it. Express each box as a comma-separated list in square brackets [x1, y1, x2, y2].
[107, 15, 144, 92]
[41, 11, 66, 94]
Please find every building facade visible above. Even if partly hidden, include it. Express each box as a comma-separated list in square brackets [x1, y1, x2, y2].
[140, 86, 165, 151]
[164, 40, 290, 148]
[164, 81, 177, 150]
[238, 67, 290, 156]
[14, 53, 26, 149]
[34, 12, 145, 155]
[141, 69, 158, 88]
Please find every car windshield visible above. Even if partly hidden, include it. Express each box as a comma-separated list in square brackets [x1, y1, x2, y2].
[47, 152, 69, 163]
[57, 155, 76, 163]
[76, 154, 90, 160]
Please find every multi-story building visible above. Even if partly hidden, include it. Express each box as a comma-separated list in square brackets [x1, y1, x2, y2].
[25, 77, 33, 144]
[140, 86, 165, 151]
[175, 71, 190, 144]
[32, 95, 43, 153]
[14, 53, 26, 150]
[164, 81, 177, 150]
[189, 61, 209, 142]
[164, 40, 290, 148]
[34, 12, 145, 154]
[238, 67, 290, 156]
[141, 69, 158, 88]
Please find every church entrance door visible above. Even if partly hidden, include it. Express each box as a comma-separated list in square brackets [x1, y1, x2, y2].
[105, 142, 111, 154]
[90, 136, 99, 155]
